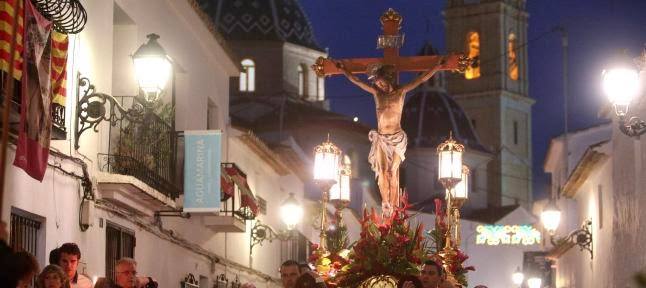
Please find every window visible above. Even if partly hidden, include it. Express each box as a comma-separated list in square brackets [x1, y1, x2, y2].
[465, 32, 480, 79]
[10, 209, 44, 287]
[317, 77, 325, 100]
[298, 64, 307, 97]
[508, 33, 519, 80]
[240, 59, 255, 92]
[10, 209, 43, 256]
[106, 223, 135, 281]
[513, 121, 518, 145]
[281, 232, 311, 264]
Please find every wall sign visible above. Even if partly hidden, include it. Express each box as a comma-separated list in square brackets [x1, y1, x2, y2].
[475, 224, 541, 246]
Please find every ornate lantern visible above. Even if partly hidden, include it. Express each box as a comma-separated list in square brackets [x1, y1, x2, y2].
[132, 33, 173, 103]
[280, 193, 303, 230]
[437, 133, 465, 190]
[540, 199, 562, 235]
[450, 165, 470, 202]
[313, 137, 342, 184]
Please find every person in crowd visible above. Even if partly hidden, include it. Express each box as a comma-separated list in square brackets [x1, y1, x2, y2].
[298, 263, 312, 274]
[49, 247, 60, 265]
[94, 258, 157, 288]
[398, 274, 423, 288]
[3, 250, 40, 288]
[294, 271, 326, 288]
[403, 260, 455, 288]
[54, 243, 93, 288]
[38, 264, 71, 288]
[280, 260, 301, 288]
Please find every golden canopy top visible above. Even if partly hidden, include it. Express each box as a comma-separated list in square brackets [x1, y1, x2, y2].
[380, 8, 402, 26]
[436, 132, 465, 153]
[314, 137, 342, 156]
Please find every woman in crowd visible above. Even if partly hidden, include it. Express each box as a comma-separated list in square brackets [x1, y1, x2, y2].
[37, 264, 71, 288]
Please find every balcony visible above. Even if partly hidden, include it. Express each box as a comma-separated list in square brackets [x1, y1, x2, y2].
[0, 74, 67, 140]
[97, 99, 180, 215]
[200, 163, 258, 232]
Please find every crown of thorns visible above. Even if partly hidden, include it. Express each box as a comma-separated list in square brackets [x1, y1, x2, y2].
[367, 63, 396, 81]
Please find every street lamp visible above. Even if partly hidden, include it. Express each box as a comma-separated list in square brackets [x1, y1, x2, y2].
[437, 132, 464, 190]
[540, 199, 561, 235]
[75, 33, 173, 149]
[436, 133, 466, 284]
[132, 33, 173, 103]
[540, 199, 593, 258]
[602, 47, 646, 137]
[330, 158, 351, 226]
[450, 165, 470, 203]
[526, 277, 542, 288]
[250, 194, 303, 254]
[313, 136, 342, 252]
[512, 266, 524, 286]
[281, 193, 303, 230]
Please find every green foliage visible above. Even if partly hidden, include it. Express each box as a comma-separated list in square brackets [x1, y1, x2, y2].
[114, 101, 175, 173]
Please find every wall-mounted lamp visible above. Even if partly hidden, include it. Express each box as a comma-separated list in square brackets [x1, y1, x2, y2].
[540, 201, 593, 258]
[75, 33, 172, 149]
[249, 194, 303, 254]
[602, 47, 646, 137]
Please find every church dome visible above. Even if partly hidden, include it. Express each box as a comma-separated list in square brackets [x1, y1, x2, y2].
[402, 41, 488, 152]
[195, 0, 323, 51]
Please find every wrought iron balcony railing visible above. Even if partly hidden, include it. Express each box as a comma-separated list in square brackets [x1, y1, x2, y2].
[99, 100, 180, 199]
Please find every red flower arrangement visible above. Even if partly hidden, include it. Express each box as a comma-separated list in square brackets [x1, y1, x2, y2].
[331, 196, 429, 287]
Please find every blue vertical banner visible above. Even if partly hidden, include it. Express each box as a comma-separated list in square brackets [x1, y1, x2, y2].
[183, 130, 221, 213]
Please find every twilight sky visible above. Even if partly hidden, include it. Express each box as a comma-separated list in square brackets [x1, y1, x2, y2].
[299, 0, 646, 199]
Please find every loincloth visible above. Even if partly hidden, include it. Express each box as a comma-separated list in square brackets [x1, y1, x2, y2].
[368, 130, 407, 179]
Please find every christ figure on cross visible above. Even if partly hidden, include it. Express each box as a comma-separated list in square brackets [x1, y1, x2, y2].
[334, 60, 451, 216]
[312, 8, 471, 216]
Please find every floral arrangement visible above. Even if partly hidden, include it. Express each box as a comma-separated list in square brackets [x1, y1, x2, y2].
[331, 198, 428, 287]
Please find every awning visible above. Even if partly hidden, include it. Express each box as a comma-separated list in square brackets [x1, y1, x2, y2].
[223, 164, 259, 216]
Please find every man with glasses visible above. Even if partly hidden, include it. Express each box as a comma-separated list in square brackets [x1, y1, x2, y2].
[95, 258, 157, 288]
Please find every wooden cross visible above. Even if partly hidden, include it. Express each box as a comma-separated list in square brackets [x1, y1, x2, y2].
[311, 8, 469, 80]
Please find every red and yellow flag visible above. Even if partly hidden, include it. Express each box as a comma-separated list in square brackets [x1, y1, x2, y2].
[0, 0, 23, 80]
[51, 31, 67, 106]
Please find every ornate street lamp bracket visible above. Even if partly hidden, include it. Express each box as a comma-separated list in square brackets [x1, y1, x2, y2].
[249, 221, 294, 255]
[618, 115, 646, 138]
[75, 77, 148, 150]
[550, 220, 593, 259]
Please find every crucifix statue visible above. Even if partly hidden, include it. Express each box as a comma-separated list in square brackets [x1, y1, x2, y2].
[312, 8, 471, 216]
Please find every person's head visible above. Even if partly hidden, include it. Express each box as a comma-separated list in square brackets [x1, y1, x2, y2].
[294, 272, 324, 288]
[115, 258, 138, 288]
[419, 260, 443, 288]
[7, 251, 39, 288]
[398, 274, 423, 288]
[298, 263, 311, 274]
[57, 243, 81, 279]
[48, 248, 60, 265]
[37, 265, 70, 288]
[280, 260, 301, 288]
[368, 64, 396, 92]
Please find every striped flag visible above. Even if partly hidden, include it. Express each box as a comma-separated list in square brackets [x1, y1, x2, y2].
[51, 31, 67, 106]
[0, 0, 23, 80]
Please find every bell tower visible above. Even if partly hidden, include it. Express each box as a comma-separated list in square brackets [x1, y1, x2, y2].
[444, 0, 533, 208]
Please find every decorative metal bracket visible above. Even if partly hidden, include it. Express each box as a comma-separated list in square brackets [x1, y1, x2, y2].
[618, 115, 646, 138]
[154, 210, 191, 219]
[550, 220, 593, 259]
[614, 47, 646, 138]
[75, 77, 147, 150]
[249, 221, 294, 255]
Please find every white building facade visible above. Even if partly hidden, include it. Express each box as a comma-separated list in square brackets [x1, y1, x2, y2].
[2, 0, 324, 287]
